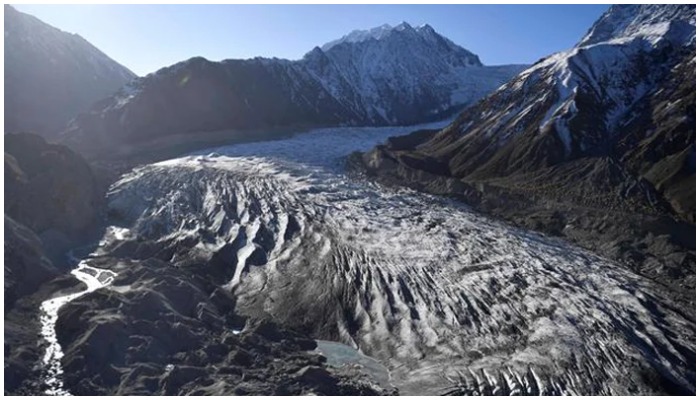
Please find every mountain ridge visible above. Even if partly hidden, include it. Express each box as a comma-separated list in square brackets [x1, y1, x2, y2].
[319, 22, 482, 67]
[4, 5, 136, 137]
[59, 21, 526, 158]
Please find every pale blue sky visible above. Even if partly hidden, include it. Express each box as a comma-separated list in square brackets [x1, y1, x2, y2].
[13, 4, 610, 76]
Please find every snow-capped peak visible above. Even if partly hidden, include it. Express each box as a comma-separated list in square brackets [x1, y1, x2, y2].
[394, 21, 413, 31]
[578, 4, 695, 47]
[321, 22, 430, 51]
[456, 4, 694, 161]
[317, 21, 482, 69]
[416, 23, 436, 34]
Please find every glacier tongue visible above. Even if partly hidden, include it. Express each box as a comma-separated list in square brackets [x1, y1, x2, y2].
[100, 124, 696, 396]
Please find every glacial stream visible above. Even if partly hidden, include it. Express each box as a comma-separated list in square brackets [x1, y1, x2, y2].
[40, 262, 117, 395]
[39, 227, 128, 395]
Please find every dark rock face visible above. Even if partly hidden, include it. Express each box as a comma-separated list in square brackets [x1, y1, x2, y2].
[4, 214, 62, 394]
[614, 52, 696, 223]
[61, 58, 354, 157]
[4, 303, 46, 395]
[4, 5, 136, 138]
[3, 215, 58, 312]
[54, 257, 389, 396]
[355, 4, 695, 308]
[59, 23, 525, 158]
[5, 133, 102, 262]
[4, 132, 103, 304]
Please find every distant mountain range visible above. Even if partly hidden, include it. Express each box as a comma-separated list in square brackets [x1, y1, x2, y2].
[4, 5, 136, 137]
[58, 22, 525, 157]
[4, 7, 526, 157]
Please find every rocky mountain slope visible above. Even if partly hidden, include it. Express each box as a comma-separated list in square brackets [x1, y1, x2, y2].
[356, 5, 696, 302]
[4, 5, 136, 137]
[4, 215, 59, 313]
[5, 133, 103, 263]
[60, 23, 525, 157]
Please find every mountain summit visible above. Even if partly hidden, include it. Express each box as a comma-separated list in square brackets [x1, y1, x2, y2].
[321, 23, 401, 51]
[302, 21, 506, 125]
[320, 22, 482, 67]
[578, 4, 695, 47]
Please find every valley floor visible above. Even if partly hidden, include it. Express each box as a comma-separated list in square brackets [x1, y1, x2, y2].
[22, 123, 697, 395]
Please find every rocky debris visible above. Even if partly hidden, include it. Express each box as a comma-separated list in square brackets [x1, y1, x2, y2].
[615, 51, 696, 223]
[54, 257, 390, 395]
[4, 306, 44, 395]
[3, 218, 57, 395]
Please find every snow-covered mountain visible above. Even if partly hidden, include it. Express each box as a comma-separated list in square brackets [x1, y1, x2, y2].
[372, 5, 695, 219]
[578, 4, 696, 47]
[305, 22, 523, 125]
[60, 22, 526, 156]
[4, 5, 136, 137]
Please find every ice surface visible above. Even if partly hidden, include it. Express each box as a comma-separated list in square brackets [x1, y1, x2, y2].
[103, 123, 695, 395]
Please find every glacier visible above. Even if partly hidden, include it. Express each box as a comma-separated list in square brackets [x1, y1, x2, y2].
[76, 123, 698, 395]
